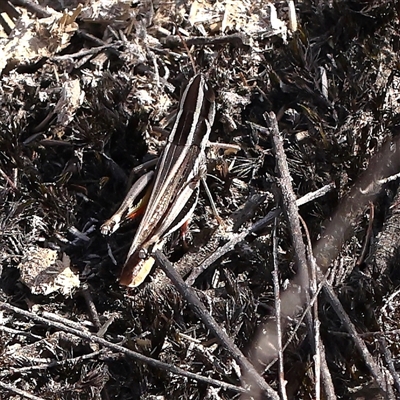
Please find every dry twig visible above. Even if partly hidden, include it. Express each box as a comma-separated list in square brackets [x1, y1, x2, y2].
[153, 250, 280, 400]
[185, 183, 333, 286]
[379, 337, 400, 396]
[0, 381, 45, 400]
[0, 302, 247, 395]
[272, 218, 288, 400]
[322, 284, 388, 394]
[8, 0, 51, 17]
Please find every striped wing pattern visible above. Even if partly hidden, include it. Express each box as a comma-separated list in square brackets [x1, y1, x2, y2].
[120, 74, 215, 286]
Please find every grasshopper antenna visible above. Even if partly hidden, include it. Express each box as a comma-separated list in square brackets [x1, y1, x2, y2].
[175, 23, 197, 74]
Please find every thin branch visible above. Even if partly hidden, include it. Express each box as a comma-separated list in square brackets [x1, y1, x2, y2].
[153, 250, 280, 400]
[266, 111, 309, 298]
[80, 284, 101, 329]
[330, 329, 400, 338]
[185, 182, 334, 285]
[318, 338, 337, 400]
[0, 302, 247, 395]
[245, 120, 400, 399]
[251, 112, 313, 392]
[175, 25, 197, 73]
[0, 381, 45, 400]
[300, 215, 321, 400]
[313, 320, 321, 400]
[295, 182, 335, 207]
[379, 337, 400, 396]
[185, 208, 280, 285]
[42, 311, 94, 331]
[272, 217, 288, 400]
[264, 270, 330, 375]
[52, 44, 118, 61]
[0, 324, 42, 340]
[322, 284, 387, 393]
[4, 350, 109, 375]
[9, 0, 52, 18]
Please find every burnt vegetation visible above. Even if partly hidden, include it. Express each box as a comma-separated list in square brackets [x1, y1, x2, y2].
[1, 0, 400, 399]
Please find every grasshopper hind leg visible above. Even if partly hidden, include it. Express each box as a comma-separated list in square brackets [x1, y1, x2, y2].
[119, 186, 201, 287]
[162, 184, 200, 240]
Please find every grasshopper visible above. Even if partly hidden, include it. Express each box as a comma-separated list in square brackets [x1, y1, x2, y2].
[101, 74, 216, 287]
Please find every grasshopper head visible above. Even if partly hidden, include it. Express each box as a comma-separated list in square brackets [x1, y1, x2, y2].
[119, 251, 156, 287]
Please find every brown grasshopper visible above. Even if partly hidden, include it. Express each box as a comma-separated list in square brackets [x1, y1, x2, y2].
[101, 74, 216, 287]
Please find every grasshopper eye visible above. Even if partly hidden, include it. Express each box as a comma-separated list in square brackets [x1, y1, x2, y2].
[138, 248, 148, 259]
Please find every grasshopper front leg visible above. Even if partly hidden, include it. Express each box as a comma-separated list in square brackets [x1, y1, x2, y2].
[101, 170, 154, 236]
